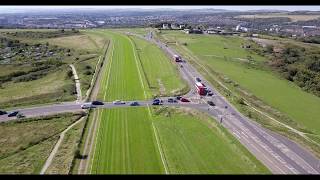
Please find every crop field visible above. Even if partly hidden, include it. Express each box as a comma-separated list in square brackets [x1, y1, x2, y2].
[89, 30, 268, 174]
[159, 30, 320, 135]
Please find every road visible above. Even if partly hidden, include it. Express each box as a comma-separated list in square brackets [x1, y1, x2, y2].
[1, 30, 319, 174]
[138, 30, 320, 174]
[69, 64, 82, 103]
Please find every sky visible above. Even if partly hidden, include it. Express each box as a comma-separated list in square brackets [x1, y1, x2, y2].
[0, 6, 319, 13]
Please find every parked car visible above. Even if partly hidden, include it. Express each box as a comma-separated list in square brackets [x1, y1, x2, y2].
[176, 96, 182, 100]
[196, 77, 201, 82]
[207, 101, 215, 106]
[0, 110, 7, 115]
[92, 101, 104, 105]
[168, 98, 177, 103]
[113, 100, 125, 105]
[8, 111, 19, 117]
[180, 98, 190, 102]
[130, 101, 140, 106]
[81, 103, 94, 109]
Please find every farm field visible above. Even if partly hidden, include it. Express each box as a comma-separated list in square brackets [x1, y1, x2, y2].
[89, 29, 268, 174]
[159, 30, 320, 135]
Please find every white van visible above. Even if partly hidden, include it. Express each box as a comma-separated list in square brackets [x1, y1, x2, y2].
[81, 103, 93, 109]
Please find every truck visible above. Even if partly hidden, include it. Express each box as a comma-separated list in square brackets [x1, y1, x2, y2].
[195, 82, 207, 96]
[173, 55, 182, 62]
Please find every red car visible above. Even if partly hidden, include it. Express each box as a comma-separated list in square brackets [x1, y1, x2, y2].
[180, 98, 190, 102]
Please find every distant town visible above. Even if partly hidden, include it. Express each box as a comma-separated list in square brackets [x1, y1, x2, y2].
[1, 8, 320, 38]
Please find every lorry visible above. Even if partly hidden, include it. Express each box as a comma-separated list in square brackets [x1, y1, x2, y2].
[195, 82, 207, 96]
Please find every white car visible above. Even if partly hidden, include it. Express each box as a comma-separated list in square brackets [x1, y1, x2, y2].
[81, 103, 93, 109]
[113, 100, 125, 105]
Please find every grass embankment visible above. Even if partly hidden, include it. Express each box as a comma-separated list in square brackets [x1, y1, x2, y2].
[89, 30, 269, 174]
[157, 30, 320, 156]
[45, 120, 86, 174]
[0, 113, 83, 174]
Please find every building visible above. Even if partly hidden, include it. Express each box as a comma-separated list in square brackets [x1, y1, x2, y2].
[162, 23, 170, 29]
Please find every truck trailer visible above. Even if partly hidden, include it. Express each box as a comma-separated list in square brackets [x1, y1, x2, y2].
[195, 82, 207, 96]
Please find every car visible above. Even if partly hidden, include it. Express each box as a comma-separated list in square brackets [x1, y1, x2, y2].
[130, 101, 140, 106]
[113, 100, 125, 105]
[180, 98, 190, 102]
[0, 110, 7, 115]
[207, 101, 215, 106]
[91, 101, 104, 105]
[207, 92, 214, 96]
[176, 96, 182, 100]
[196, 77, 201, 82]
[152, 99, 161, 105]
[167, 98, 177, 103]
[17, 113, 26, 118]
[81, 103, 93, 109]
[8, 111, 19, 117]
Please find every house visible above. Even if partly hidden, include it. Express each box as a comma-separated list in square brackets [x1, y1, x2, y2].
[162, 24, 170, 29]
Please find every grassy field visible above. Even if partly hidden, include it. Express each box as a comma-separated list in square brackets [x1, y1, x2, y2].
[158, 30, 320, 135]
[0, 113, 82, 174]
[91, 108, 165, 174]
[89, 29, 269, 174]
[129, 35, 188, 97]
[45, 120, 85, 174]
[0, 30, 109, 108]
[0, 67, 75, 109]
[152, 107, 269, 174]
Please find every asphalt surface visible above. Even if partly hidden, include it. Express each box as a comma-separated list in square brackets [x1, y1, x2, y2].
[0, 30, 319, 174]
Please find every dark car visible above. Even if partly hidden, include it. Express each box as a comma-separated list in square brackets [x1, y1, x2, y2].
[207, 101, 215, 106]
[0, 110, 7, 115]
[180, 98, 190, 102]
[168, 98, 177, 103]
[92, 101, 104, 105]
[207, 92, 214, 96]
[196, 77, 201, 82]
[152, 99, 161, 105]
[130, 101, 140, 106]
[8, 111, 19, 117]
[176, 96, 182, 100]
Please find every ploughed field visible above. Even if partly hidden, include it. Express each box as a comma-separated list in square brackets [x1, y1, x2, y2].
[89, 30, 269, 174]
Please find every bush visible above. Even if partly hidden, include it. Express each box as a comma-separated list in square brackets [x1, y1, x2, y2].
[85, 70, 92, 75]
